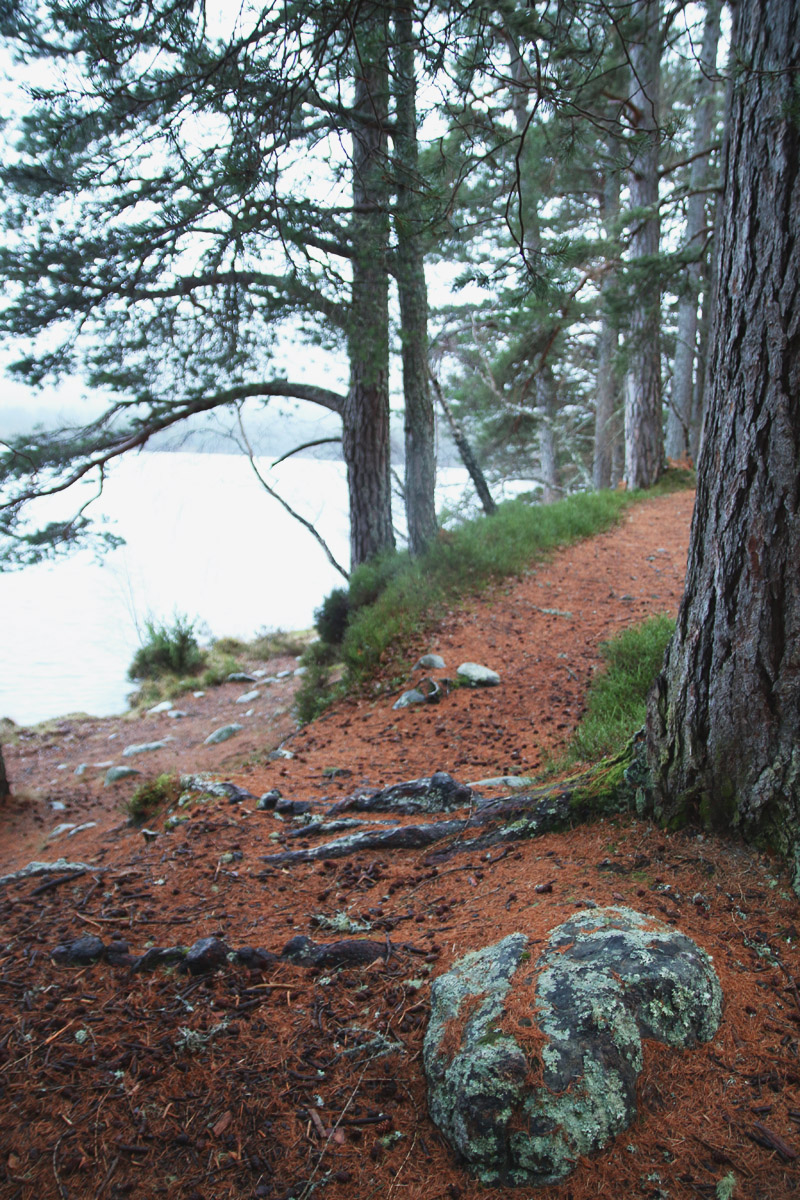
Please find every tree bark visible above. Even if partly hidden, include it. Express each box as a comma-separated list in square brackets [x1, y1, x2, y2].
[431, 374, 497, 516]
[594, 150, 623, 490]
[624, 0, 664, 490]
[345, 18, 395, 568]
[393, 0, 438, 556]
[666, 0, 722, 461]
[0, 744, 10, 801]
[646, 0, 800, 889]
[536, 364, 560, 503]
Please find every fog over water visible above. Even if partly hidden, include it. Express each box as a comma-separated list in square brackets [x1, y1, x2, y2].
[2, 451, 483, 725]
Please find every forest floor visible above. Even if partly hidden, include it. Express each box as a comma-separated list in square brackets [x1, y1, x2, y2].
[1, 489, 799, 1200]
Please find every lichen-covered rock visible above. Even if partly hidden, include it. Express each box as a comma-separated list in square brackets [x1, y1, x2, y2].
[424, 907, 722, 1187]
[329, 772, 472, 816]
[179, 774, 256, 804]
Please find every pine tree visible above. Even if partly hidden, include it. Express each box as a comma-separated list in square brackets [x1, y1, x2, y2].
[647, 0, 800, 887]
[0, 0, 443, 568]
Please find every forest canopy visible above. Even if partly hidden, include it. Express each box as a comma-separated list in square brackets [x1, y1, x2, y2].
[0, 0, 725, 569]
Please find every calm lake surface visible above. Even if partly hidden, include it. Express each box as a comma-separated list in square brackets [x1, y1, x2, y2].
[2, 451, 481, 725]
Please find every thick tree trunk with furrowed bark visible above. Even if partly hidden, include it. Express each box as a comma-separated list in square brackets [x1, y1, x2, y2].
[646, 0, 800, 889]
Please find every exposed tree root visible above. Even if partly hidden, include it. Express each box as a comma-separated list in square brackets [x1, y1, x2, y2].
[260, 738, 650, 867]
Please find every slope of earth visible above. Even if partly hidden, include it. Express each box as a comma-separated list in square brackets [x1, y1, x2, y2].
[1, 489, 799, 1200]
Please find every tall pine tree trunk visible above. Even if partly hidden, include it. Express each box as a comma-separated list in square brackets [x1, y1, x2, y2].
[594, 151, 622, 490]
[624, 0, 663, 490]
[646, 0, 800, 888]
[536, 365, 560, 503]
[666, 0, 721, 460]
[392, 0, 437, 556]
[345, 20, 395, 568]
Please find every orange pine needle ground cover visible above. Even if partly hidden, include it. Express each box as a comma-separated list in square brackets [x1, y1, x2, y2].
[2, 491, 799, 1200]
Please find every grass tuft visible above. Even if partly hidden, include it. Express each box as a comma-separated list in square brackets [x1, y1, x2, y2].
[568, 614, 676, 761]
[128, 615, 206, 681]
[340, 489, 635, 684]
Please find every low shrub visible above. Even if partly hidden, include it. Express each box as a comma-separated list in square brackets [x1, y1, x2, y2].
[127, 773, 179, 825]
[314, 588, 351, 645]
[128, 615, 206, 681]
[293, 641, 345, 725]
[248, 629, 312, 659]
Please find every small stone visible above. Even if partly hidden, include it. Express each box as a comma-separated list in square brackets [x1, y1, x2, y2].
[413, 653, 446, 671]
[257, 789, 282, 811]
[204, 723, 243, 745]
[193, 690, 205, 698]
[48, 823, 76, 839]
[165, 813, 190, 831]
[294, 666, 308, 676]
[167, 709, 188, 719]
[51, 936, 105, 966]
[106, 939, 134, 967]
[66, 822, 97, 837]
[73, 764, 87, 777]
[122, 739, 171, 757]
[141, 828, 159, 842]
[235, 689, 260, 704]
[277, 670, 292, 679]
[49, 800, 67, 812]
[133, 945, 188, 972]
[467, 775, 536, 789]
[275, 798, 312, 816]
[104, 766, 141, 785]
[268, 747, 294, 760]
[227, 672, 256, 683]
[185, 936, 231, 975]
[148, 700, 174, 714]
[393, 688, 427, 710]
[456, 662, 500, 686]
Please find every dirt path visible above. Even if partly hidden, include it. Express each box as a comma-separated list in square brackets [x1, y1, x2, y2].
[2, 489, 799, 1200]
[3, 489, 693, 873]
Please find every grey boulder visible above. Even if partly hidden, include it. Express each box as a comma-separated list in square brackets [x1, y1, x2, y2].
[456, 662, 500, 686]
[204, 723, 243, 745]
[393, 688, 427, 710]
[424, 907, 722, 1187]
[413, 653, 446, 671]
[104, 765, 141, 785]
[122, 739, 171, 757]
